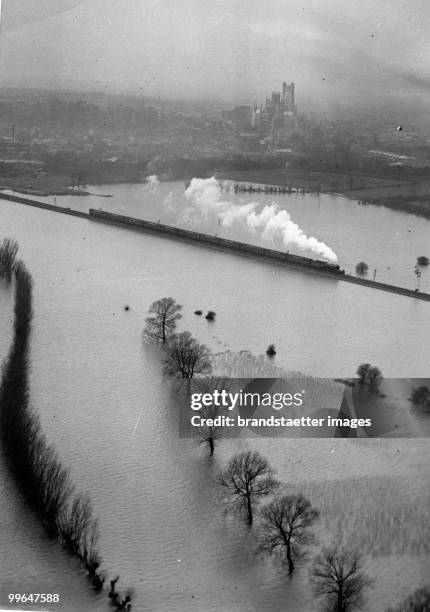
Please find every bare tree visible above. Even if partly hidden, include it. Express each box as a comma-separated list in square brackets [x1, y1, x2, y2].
[355, 262, 368, 275]
[58, 492, 92, 555]
[310, 545, 372, 612]
[82, 519, 106, 590]
[258, 494, 319, 575]
[0, 237, 19, 281]
[217, 450, 279, 525]
[30, 437, 73, 531]
[356, 363, 382, 389]
[191, 377, 230, 455]
[108, 577, 134, 611]
[196, 404, 221, 455]
[164, 331, 212, 379]
[366, 366, 382, 389]
[144, 297, 182, 343]
[356, 363, 371, 384]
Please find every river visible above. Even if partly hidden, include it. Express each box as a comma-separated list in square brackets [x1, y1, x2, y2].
[0, 186, 429, 611]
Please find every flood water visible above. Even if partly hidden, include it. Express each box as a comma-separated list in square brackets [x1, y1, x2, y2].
[0, 191, 429, 612]
[12, 179, 430, 291]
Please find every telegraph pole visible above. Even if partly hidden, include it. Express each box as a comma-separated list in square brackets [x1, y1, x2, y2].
[414, 265, 421, 292]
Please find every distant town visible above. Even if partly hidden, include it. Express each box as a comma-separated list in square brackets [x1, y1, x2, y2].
[0, 83, 430, 218]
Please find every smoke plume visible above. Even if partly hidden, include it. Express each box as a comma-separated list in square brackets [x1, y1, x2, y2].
[184, 176, 338, 263]
[145, 174, 160, 189]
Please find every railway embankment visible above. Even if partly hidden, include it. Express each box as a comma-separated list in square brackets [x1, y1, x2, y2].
[0, 191, 89, 218]
[1, 192, 429, 302]
[87, 209, 430, 302]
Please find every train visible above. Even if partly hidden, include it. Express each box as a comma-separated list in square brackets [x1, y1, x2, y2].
[88, 209, 345, 276]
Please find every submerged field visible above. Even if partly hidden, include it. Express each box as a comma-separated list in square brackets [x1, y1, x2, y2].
[0, 195, 428, 611]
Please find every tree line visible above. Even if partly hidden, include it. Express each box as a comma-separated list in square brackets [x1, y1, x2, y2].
[144, 296, 426, 611]
[0, 237, 19, 281]
[144, 297, 220, 454]
[0, 241, 133, 610]
[144, 296, 212, 379]
[144, 297, 371, 610]
[217, 450, 372, 612]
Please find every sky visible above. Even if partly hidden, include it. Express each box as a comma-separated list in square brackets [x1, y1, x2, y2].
[0, 0, 429, 109]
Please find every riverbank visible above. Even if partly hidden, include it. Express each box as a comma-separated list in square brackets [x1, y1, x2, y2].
[218, 168, 399, 192]
[363, 195, 430, 220]
[0, 166, 146, 197]
[218, 168, 430, 220]
[3, 166, 430, 221]
[0, 175, 91, 197]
